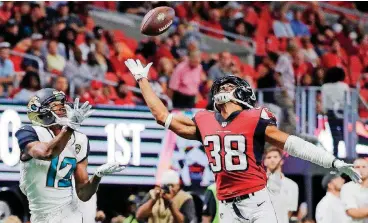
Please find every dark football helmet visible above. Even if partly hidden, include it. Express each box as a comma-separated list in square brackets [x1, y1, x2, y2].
[210, 75, 256, 110]
[27, 88, 66, 126]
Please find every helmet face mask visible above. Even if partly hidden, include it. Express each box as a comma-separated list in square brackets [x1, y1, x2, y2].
[27, 88, 66, 127]
[211, 76, 256, 111]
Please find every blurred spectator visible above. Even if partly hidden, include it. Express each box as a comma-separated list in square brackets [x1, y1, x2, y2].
[202, 183, 219, 223]
[114, 80, 136, 106]
[18, 2, 45, 37]
[257, 52, 278, 103]
[264, 147, 299, 223]
[42, 22, 67, 58]
[63, 48, 93, 90]
[321, 39, 347, 69]
[340, 158, 368, 222]
[124, 194, 140, 223]
[56, 2, 85, 33]
[157, 57, 174, 94]
[95, 41, 112, 73]
[312, 67, 325, 86]
[46, 40, 66, 74]
[178, 23, 201, 52]
[13, 71, 41, 101]
[136, 37, 160, 61]
[321, 67, 349, 156]
[169, 50, 203, 108]
[274, 42, 298, 133]
[79, 32, 96, 61]
[118, 1, 147, 15]
[136, 169, 197, 223]
[300, 73, 313, 87]
[53, 76, 71, 101]
[22, 33, 45, 71]
[207, 52, 232, 86]
[0, 42, 14, 97]
[220, 2, 243, 34]
[293, 52, 309, 84]
[86, 52, 105, 80]
[300, 37, 319, 67]
[315, 171, 348, 223]
[273, 9, 294, 38]
[0, 2, 13, 26]
[2, 19, 22, 47]
[303, 3, 325, 35]
[201, 9, 224, 39]
[154, 38, 175, 66]
[59, 27, 77, 60]
[290, 9, 310, 37]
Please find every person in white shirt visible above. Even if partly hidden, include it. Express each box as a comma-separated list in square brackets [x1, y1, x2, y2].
[264, 146, 299, 223]
[315, 171, 349, 223]
[321, 67, 350, 157]
[274, 42, 298, 134]
[341, 158, 368, 223]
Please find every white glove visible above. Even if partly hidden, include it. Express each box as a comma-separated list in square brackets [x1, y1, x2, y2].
[334, 159, 362, 183]
[54, 116, 80, 130]
[124, 59, 153, 81]
[95, 162, 126, 177]
[53, 98, 94, 130]
[66, 98, 94, 125]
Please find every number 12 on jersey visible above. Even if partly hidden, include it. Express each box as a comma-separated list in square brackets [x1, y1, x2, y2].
[204, 135, 248, 172]
[46, 157, 77, 188]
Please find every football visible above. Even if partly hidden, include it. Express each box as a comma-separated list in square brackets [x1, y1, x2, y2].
[140, 6, 175, 36]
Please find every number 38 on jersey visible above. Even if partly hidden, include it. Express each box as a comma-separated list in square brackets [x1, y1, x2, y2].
[204, 135, 248, 172]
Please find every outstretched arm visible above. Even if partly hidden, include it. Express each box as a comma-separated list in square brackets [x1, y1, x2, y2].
[125, 59, 199, 140]
[74, 160, 125, 202]
[74, 159, 101, 202]
[16, 126, 74, 161]
[265, 125, 361, 183]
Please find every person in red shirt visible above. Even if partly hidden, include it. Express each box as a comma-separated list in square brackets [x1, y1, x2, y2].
[110, 42, 129, 76]
[201, 9, 224, 39]
[154, 38, 175, 66]
[124, 59, 361, 222]
[321, 39, 348, 69]
[114, 80, 135, 106]
[0, 2, 13, 26]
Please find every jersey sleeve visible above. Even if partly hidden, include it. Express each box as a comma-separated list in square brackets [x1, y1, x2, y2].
[76, 134, 90, 163]
[15, 125, 39, 153]
[191, 117, 202, 142]
[260, 108, 277, 126]
[255, 108, 277, 136]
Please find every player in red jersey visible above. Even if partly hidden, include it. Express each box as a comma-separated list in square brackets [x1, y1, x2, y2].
[124, 59, 361, 222]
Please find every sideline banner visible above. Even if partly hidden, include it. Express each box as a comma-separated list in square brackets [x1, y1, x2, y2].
[0, 100, 367, 185]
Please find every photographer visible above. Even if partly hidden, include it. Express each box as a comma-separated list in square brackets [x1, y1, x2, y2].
[136, 170, 197, 223]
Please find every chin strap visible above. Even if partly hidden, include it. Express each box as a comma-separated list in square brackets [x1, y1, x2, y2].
[213, 88, 254, 112]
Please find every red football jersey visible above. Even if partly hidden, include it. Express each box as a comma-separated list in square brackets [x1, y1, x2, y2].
[193, 108, 277, 200]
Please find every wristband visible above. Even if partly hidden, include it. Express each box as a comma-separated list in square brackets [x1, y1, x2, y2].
[164, 114, 173, 130]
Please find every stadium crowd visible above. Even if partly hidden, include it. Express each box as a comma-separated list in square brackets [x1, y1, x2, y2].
[0, 1, 367, 118]
[1, 1, 368, 223]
